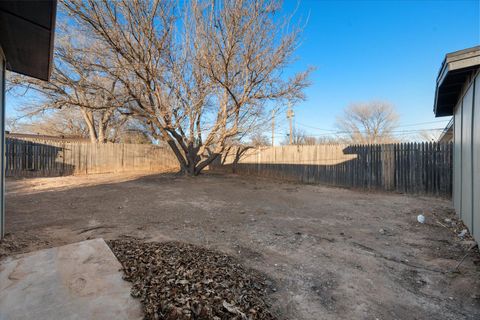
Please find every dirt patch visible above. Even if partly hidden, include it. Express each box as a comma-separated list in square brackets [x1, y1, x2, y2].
[108, 239, 276, 320]
[2, 172, 480, 319]
[309, 273, 338, 312]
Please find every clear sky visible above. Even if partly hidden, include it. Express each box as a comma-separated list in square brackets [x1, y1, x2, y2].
[274, 0, 480, 141]
[5, 0, 480, 141]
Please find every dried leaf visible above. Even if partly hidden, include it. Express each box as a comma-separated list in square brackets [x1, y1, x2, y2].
[108, 240, 276, 320]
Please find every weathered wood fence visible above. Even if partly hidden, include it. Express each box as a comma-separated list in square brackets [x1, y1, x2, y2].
[6, 138, 179, 177]
[212, 142, 453, 197]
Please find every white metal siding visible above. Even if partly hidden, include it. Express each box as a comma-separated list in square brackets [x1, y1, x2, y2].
[453, 101, 463, 216]
[0, 50, 4, 238]
[461, 84, 474, 231]
[473, 74, 480, 240]
[453, 71, 480, 241]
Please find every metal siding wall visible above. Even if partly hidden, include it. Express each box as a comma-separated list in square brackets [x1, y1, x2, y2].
[462, 83, 474, 232]
[453, 101, 463, 217]
[0, 50, 4, 238]
[473, 74, 480, 241]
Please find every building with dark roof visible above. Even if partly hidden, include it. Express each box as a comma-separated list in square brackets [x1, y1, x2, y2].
[0, 0, 57, 238]
[433, 45, 480, 242]
[6, 132, 90, 144]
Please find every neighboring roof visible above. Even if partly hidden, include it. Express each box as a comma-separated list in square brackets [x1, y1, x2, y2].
[6, 132, 90, 143]
[434, 46, 480, 117]
[438, 117, 454, 143]
[0, 1, 57, 81]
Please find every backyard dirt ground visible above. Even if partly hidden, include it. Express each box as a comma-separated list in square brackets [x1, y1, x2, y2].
[2, 172, 480, 320]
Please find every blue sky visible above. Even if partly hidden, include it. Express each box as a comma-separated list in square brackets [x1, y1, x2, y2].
[6, 0, 479, 141]
[274, 0, 479, 140]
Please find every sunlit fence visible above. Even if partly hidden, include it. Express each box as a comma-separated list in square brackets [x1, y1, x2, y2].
[5, 138, 179, 177]
[211, 142, 453, 197]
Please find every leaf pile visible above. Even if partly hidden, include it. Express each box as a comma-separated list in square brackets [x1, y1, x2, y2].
[0, 233, 48, 260]
[108, 240, 277, 320]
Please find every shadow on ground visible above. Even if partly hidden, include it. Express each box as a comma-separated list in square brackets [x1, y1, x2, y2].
[2, 172, 480, 320]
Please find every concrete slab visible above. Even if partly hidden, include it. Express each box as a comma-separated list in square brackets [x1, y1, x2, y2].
[0, 239, 143, 320]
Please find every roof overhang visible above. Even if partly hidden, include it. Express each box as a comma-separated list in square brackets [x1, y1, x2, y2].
[434, 46, 480, 117]
[0, 0, 57, 81]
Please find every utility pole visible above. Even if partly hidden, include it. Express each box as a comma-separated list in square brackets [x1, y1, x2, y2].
[271, 109, 276, 147]
[286, 102, 294, 145]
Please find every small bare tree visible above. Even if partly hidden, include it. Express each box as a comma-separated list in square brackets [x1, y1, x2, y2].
[281, 128, 317, 145]
[417, 129, 442, 142]
[315, 136, 339, 144]
[250, 133, 271, 147]
[335, 101, 399, 144]
[64, 0, 311, 175]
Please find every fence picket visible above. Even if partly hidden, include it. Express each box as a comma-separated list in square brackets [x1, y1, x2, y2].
[213, 142, 453, 197]
[5, 138, 178, 178]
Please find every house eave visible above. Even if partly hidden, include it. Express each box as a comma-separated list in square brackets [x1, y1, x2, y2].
[434, 46, 480, 117]
[0, 0, 57, 81]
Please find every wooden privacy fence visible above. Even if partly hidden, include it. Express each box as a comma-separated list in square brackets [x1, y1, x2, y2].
[212, 142, 453, 197]
[5, 138, 179, 177]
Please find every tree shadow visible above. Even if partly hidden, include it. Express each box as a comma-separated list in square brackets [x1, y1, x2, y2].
[211, 143, 452, 197]
[6, 138, 75, 177]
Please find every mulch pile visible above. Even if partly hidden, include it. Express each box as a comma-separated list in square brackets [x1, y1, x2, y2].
[107, 240, 277, 320]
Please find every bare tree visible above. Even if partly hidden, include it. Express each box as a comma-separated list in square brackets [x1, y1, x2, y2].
[315, 136, 340, 144]
[63, 0, 311, 175]
[335, 101, 399, 144]
[7, 23, 129, 143]
[115, 119, 155, 144]
[300, 135, 317, 145]
[281, 128, 317, 145]
[220, 139, 253, 174]
[12, 108, 89, 137]
[118, 130, 152, 144]
[5, 117, 20, 133]
[12, 107, 146, 143]
[417, 129, 442, 142]
[250, 133, 270, 147]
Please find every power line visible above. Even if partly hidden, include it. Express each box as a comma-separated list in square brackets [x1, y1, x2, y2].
[295, 121, 336, 131]
[396, 120, 451, 127]
[295, 119, 450, 132]
[276, 127, 445, 138]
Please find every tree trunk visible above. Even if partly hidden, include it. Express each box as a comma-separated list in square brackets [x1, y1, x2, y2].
[81, 109, 98, 143]
[98, 123, 107, 143]
[178, 152, 199, 176]
[161, 131, 219, 176]
[194, 152, 220, 175]
[176, 161, 196, 176]
[175, 152, 219, 176]
[231, 146, 252, 174]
